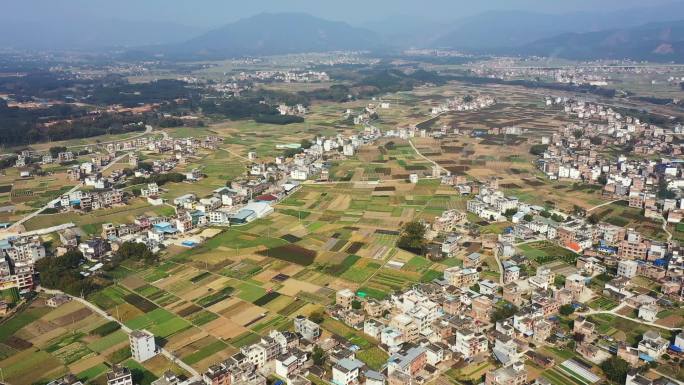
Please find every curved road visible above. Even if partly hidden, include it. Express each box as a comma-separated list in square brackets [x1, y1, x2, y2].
[6, 150, 134, 232]
[493, 248, 504, 285]
[5, 126, 159, 233]
[407, 139, 449, 175]
[66, 124, 155, 150]
[576, 303, 682, 332]
[40, 288, 200, 379]
[586, 199, 624, 213]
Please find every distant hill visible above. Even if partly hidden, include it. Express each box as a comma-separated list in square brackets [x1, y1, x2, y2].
[170, 13, 379, 58]
[519, 20, 684, 62]
[430, 2, 684, 51]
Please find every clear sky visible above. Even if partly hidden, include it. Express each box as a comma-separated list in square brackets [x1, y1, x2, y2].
[4, 0, 678, 27]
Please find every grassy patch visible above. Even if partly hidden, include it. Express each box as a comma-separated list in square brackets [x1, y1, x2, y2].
[356, 347, 388, 370]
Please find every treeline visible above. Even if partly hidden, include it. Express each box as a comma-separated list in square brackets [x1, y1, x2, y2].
[0, 71, 92, 101]
[88, 79, 199, 108]
[614, 107, 677, 127]
[351, 69, 447, 96]
[0, 107, 149, 146]
[107, 241, 158, 267]
[126, 172, 186, 188]
[254, 114, 304, 125]
[0, 96, 203, 146]
[447, 74, 617, 98]
[631, 96, 676, 105]
[201, 98, 278, 119]
[253, 69, 448, 106]
[200, 98, 301, 124]
[36, 250, 98, 297]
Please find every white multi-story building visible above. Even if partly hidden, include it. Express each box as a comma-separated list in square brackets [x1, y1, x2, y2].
[332, 358, 364, 385]
[363, 319, 383, 339]
[638, 331, 669, 360]
[129, 330, 156, 362]
[381, 327, 404, 351]
[294, 316, 320, 341]
[617, 260, 638, 278]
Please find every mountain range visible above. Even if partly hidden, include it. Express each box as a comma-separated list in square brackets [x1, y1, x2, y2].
[518, 21, 684, 62]
[171, 13, 379, 58]
[4, 3, 684, 63]
[431, 2, 684, 51]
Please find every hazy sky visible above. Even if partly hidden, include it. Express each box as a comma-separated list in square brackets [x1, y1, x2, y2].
[4, 0, 678, 27]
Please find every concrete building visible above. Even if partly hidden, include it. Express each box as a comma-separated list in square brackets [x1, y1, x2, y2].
[336, 289, 355, 309]
[485, 362, 527, 385]
[332, 358, 364, 385]
[294, 316, 320, 341]
[617, 260, 639, 278]
[106, 365, 134, 385]
[129, 330, 156, 362]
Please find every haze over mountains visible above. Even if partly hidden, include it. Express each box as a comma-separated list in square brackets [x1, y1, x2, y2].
[2, 2, 684, 62]
[0, 19, 202, 50]
[174, 13, 379, 58]
[518, 21, 684, 62]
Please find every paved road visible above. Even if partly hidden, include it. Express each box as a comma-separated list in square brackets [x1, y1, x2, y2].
[6, 150, 134, 232]
[407, 139, 448, 175]
[39, 288, 200, 378]
[5, 126, 158, 233]
[586, 199, 623, 213]
[653, 369, 684, 385]
[575, 303, 682, 332]
[67, 124, 155, 150]
[660, 216, 673, 242]
[513, 237, 546, 247]
[493, 248, 504, 285]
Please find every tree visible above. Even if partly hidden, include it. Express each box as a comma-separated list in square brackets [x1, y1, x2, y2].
[312, 345, 325, 366]
[573, 129, 583, 139]
[49, 146, 68, 157]
[554, 274, 566, 288]
[300, 139, 313, 149]
[550, 213, 565, 222]
[597, 173, 608, 186]
[397, 221, 426, 253]
[36, 249, 97, 297]
[657, 178, 676, 199]
[309, 311, 324, 324]
[600, 356, 630, 384]
[559, 304, 575, 316]
[523, 213, 534, 222]
[588, 213, 600, 224]
[351, 300, 362, 310]
[491, 302, 518, 323]
[504, 208, 518, 219]
[111, 242, 157, 266]
[384, 141, 395, 150]
[529, 144, 548, 156]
